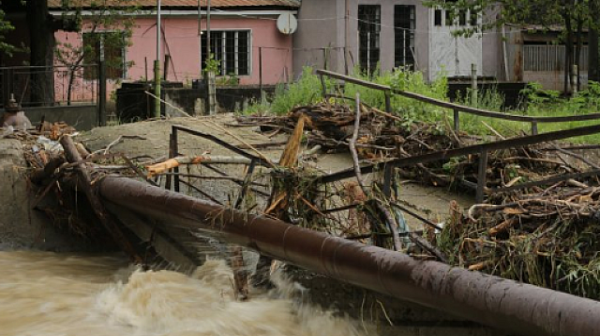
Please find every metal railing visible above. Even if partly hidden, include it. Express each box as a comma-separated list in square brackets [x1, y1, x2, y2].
[317, 69, 600, 135]
[0, 64, 99, 108]
[317, 69, 600, 202]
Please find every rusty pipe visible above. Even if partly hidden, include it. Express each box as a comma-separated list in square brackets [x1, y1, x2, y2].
[98, 176, 600, 336]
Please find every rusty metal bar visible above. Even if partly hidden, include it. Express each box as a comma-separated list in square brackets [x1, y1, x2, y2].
[99, 176, 600, 336]
[166, 132, 175, 190]
[172, 125, 273, 168]
[384, 91, 392, 113]
[319, 73, 327, 98]
[318, 123, 600, 184]
[173, 127, 180, 192]
[453, 109, 460, 132]
[476, 150, 488, 203]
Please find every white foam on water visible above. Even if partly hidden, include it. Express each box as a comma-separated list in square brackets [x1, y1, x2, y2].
[0, 251, 373, 336]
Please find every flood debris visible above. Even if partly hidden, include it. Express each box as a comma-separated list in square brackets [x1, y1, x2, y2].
[239, 101, 600, 299]
[6, 99, 600, 302]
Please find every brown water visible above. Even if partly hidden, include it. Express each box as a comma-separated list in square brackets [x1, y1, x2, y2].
[0, 251, 370, 336]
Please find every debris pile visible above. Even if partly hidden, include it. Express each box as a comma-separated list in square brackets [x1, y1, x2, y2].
[240, 102, 600, 299]
[434, 183, 600, 299]
[239, 102, 576, 190]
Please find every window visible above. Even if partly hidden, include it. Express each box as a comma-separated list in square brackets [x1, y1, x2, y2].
[358, 5, 380, 74]
[469, 11, 478, 26]
[458, 9, 467, 26]
[201, 30, 251, 76]
[83, 32, 125, 80]
[394, 5, 415, 69]
[434, 9, 442, 26]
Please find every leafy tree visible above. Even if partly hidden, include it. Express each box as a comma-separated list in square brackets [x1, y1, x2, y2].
[55, 1, 137, 104]
[0, 1, 136, 104]
[426, 0, 600, 93]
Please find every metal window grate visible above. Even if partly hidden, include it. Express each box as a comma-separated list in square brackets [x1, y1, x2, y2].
[358, 5, 381, 74]
[523, 45, 589, 72]
[82, 32, 125, 80]
[201, 30, 250, 76]
[394, 5, 416, 69]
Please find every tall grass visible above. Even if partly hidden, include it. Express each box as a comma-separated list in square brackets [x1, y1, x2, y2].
[243, 66, 600, 144]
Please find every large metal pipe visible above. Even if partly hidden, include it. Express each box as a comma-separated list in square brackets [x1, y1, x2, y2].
[98, 176, 600, 336]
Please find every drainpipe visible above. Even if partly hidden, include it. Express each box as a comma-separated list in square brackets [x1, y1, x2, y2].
[98, 176, 600, 336]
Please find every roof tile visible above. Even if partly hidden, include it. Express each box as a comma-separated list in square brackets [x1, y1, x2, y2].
[49, 0, 300, 9]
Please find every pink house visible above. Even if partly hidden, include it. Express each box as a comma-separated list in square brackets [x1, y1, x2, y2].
[50, 0, 299, 102]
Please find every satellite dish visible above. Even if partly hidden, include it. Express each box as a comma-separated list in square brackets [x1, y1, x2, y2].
[277, 13, 298, 35]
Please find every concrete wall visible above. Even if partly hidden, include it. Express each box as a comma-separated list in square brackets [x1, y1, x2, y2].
[25, 105, 98, 131]
[294, 0, 429, 76]
[0, 139, 101, 251]
[524, 70, 589, 91]
[481, 7, 503, 79]
[294, 0, 506, 82]
[54, 14, 294, 97]
[292, 0, 341, 74]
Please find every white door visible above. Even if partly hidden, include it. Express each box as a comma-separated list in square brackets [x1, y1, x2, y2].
[429, 7, 482, 81]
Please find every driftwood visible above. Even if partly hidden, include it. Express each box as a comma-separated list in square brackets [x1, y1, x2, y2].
[146, 155, 258, 177]
[254, 115, 308, 288]
[60, 136, 143, 264]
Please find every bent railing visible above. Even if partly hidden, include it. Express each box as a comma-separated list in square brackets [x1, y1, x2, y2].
[317, 69, 600, 135]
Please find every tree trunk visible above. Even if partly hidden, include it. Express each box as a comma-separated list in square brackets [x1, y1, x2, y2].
[589, 1, 600, 83]
[26, 0, 54, 106]
[563, 12, 573, 93]
[576, 18, 583, 91]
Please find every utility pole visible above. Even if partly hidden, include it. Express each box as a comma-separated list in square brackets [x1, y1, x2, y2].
[198, 0, 202, 75]
[207, 0, 211, 60]
[206, 0, 216, 115]
[154, 0, 162, 118]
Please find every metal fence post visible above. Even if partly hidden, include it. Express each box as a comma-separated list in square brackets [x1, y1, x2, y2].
[384, 90, 392, 113]
[476, 149, 488, 203]
[173, 127, 180, 193]
[531, 121, 538, 135]
[571, 64, 578, 95]
[319, 74, 327, 98]
[98, 61, 107, 127]
[453, 109, 460, 132]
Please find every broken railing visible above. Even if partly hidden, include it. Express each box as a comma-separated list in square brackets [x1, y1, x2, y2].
[317, 123, 600, 203]
[317, 69, 600, 202]
[164, 124, 274, 204]
[317, 69, 600, 135]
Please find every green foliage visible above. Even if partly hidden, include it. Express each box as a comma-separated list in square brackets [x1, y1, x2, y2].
[0, 7, 15, 56]
[216, 72, 239, 86]
[55, 1, 137, 72]
[521, 82, 561, 105]
[270, 66, 329, 114]
[203, 53, 220, 74]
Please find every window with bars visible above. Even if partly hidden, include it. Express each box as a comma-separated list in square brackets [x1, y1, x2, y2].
[394, 5, 416, 69]
[358, 5, 380, 73]
[434, 0, 479, 28]
[201, 30, 251, 76]
[83, 32, 125, 80]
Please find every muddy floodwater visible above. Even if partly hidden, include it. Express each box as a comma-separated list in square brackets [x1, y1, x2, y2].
[0, 251, 370, 336]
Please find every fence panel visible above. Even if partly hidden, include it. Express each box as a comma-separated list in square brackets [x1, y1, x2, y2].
[523, 45, 588, 72]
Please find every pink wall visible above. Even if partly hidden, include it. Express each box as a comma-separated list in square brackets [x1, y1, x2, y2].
[55, 15, 293, 92]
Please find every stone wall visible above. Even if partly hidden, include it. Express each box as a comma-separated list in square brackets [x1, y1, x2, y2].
[0, 139, 103, 251]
